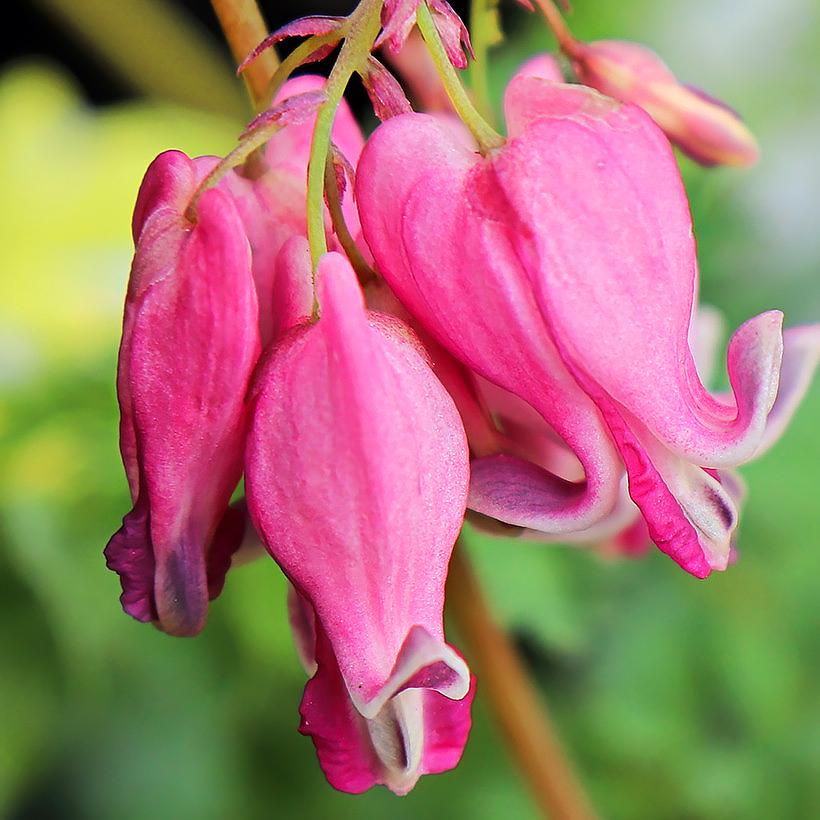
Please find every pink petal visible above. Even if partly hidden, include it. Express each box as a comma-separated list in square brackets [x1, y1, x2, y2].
[222, 75, 364, 347]
[428, 0, 473, 69]
[378, 0, 422, 54]
[106, 152, 261, 636]
[245, 251, 469, 706]
[356, 113, 622, 534]
[359, 55, 413, 121]
[513, 53, 566, 85]
[300, 619, 474, 795]
[269, 235, 315, 343]
[571, 39, 759, 167]
[753, 324, 820, 456]
[495, 84, 780, 466]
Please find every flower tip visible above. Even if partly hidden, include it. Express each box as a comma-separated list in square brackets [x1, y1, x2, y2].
[153, 550, 210, 637]
[572, 39, 760, 168]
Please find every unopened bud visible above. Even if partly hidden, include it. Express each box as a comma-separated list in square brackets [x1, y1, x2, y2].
[572, 39, 759, 167]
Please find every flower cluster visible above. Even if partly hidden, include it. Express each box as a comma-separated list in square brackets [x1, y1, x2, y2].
[105, 0, 820, 796]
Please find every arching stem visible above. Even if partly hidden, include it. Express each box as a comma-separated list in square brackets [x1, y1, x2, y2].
[416, 2, 504, 153]
[447, 541, 599, 820]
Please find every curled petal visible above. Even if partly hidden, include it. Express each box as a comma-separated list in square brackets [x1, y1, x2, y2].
[752, 324, 820, 456]
[494, 83, 780, 466]
[238, 16, 344, 73]
[300, 621, 474, 795]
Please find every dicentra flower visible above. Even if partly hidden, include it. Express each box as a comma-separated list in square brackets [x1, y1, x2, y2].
[245, 251, 474, 793]
[356, 75, 820, 577]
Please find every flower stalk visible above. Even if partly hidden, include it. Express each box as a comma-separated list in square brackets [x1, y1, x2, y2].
[447, 542, 598, 820]
[416, 2, 504, 153]
[210, 0, 279, 109]
[305, 0, 384, 269]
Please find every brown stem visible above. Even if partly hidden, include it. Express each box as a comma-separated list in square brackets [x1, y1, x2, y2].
[446, 542, 599, 820]
[530, 0, 582, 58]
[210, 0, 279, 110]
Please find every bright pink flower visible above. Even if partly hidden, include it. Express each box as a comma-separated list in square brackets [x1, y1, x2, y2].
[567, 39, 759, 167]
[356, 76, 820, 577]
[105, 150, 261, 636]
[245, 252, 473, 793]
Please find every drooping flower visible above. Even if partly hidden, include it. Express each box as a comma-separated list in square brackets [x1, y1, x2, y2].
[356, 75, 820, 577]
[567, 39, 759, 166]
[245, 250, 473, 793]
[105, 149, 261, 636]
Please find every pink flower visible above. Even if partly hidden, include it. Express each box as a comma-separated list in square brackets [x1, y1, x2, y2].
[245, 251, 473, 793]
[105, 150, 261, 636]
[567, 39, 759, 167]
[356, 75, 820, 577]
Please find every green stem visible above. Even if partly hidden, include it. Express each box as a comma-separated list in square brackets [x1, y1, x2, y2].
[183, 115, 289, 222]
[416, 2, 504, 154]
[323, 153, 377, 285]
[257, 32, 343, 113]
[306, 0, 384, 270]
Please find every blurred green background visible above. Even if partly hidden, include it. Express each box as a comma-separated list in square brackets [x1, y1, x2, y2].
[2, 1, 819, 818]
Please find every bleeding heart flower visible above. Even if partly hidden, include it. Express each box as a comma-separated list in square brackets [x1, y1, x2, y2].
[105, 149, 261, 636]
[245, 251, 473, 793]
[356, 75, 820, 578]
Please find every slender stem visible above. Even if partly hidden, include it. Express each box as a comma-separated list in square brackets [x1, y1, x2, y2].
[257, 32, 342, 113]
[306, 0, 383, 269]
[323, 154, 377, 285]
[210, 0, 279, 110]
[529, 0, 582, 58]
[416, 3, 504, 153]
[446, 542, 599, 820]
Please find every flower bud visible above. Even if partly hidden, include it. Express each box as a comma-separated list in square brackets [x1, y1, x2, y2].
[571, 39, 759, 166]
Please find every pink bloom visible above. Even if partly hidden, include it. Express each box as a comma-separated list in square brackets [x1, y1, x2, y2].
[245, 252, 473, 793]
[567, 39, 759, 167]
[105, 150, 261, 636]
[356, 75, 820, 577]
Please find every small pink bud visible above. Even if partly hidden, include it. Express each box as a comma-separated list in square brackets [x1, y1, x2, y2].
[571, 39, 759, 167]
